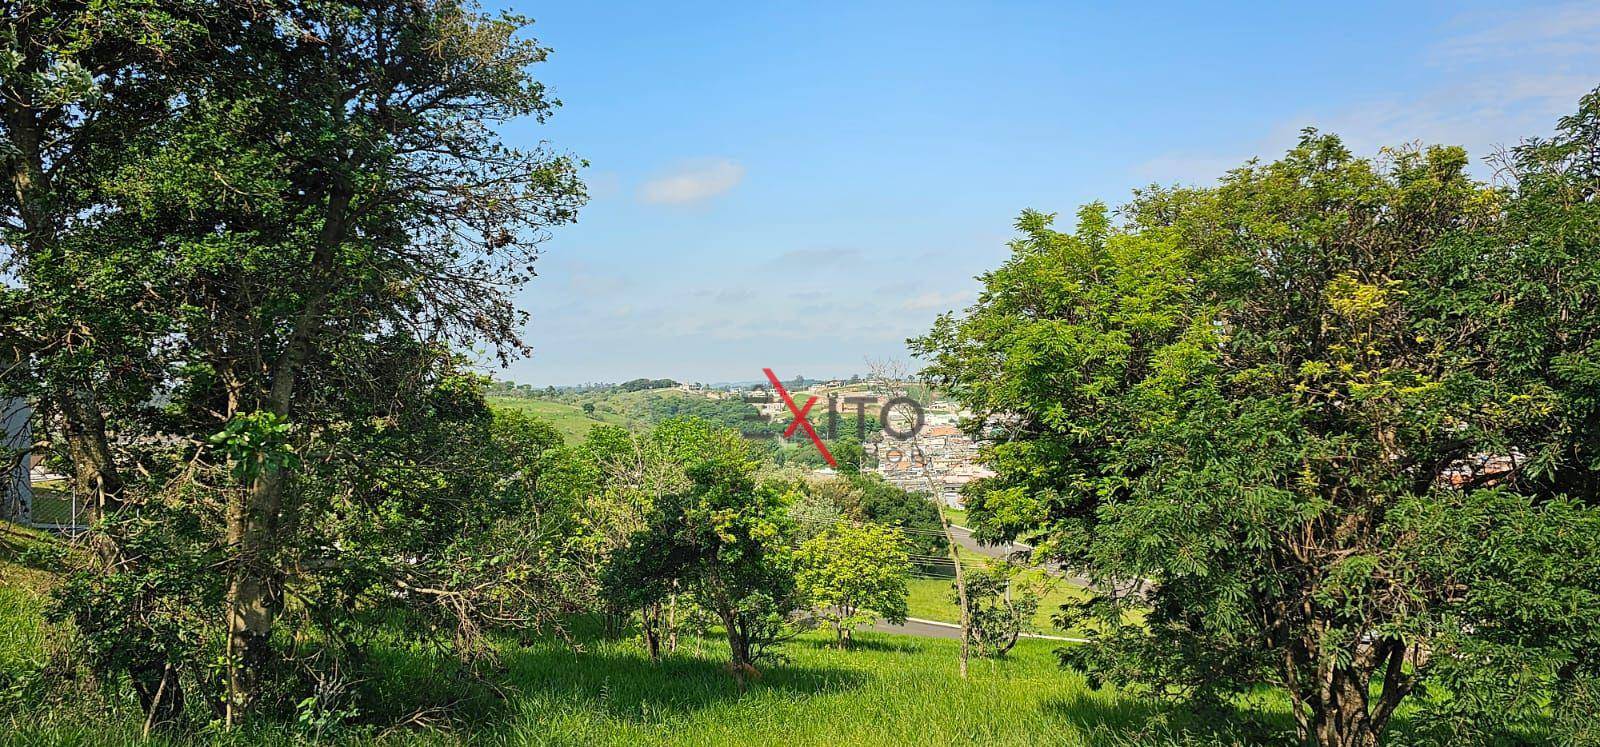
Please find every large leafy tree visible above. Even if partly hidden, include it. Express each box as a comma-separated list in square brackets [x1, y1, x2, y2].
[0, 0, 257, 514]
[10, 0, 586, 724]
[128, 0, 581, 716]
[913, 97, 1600, 746]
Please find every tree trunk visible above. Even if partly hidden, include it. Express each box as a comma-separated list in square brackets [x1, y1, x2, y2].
[59, 389, 124, 517]
[723, 612, 751, 667]
[666, 592, 679, 653]
[222, 185, 349, 723]
[936, 500, 969, 678]
[224, 459, 288, 725]
[641, 603, 663, 661]
[718, 606, 755, 692]
[3, 100, 125, 520]
[132, 661, 185, 734]
[1290, 663, 1385, 747]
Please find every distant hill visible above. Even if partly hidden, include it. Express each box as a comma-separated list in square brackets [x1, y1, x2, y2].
[484, 396, 631, 442]
[486, 388, 779, 444]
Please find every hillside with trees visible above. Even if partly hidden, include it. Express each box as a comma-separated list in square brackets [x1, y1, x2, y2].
[1, 2, 1597, 746]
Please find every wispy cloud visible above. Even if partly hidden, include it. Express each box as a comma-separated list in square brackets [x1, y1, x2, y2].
[1133, 5, 1600, 187]
[1432, 2, 1600, 66]
[901, 289, 973, 312]
[639, 158, 746, 205]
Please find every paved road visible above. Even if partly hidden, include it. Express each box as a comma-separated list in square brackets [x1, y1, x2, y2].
[869, 617, 965, 639]
[869, 616, 1086, 643]
[948, 524, 1100, 588]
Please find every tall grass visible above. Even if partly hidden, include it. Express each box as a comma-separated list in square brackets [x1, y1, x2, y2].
[2, 608, 1293, 747]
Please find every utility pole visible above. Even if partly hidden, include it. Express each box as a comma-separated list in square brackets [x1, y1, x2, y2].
[932, 475, 970, 679]
[868, 360, 969, 678]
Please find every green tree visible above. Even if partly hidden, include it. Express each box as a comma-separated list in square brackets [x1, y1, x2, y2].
[795, 524, 910, 648]
[955, 562, 1038, 658]
[913, 111, 1600, 745]
[606, 427, 798, 681]
[787, 489, 845, 542]
[12, 0, 585, 722]
[831, 436, 867, 474]
[155, 2, 581, 716]
[1, 1, 255, 519]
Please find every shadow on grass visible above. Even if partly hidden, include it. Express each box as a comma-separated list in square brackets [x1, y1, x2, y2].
[793, 634, 928, 655]
[0, 522, 67, 577]
[490, 637, 867, 723]
[1041, 692, 1295, 746]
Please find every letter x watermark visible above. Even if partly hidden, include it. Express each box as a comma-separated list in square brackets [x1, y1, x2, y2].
[763, 368, 836, 467]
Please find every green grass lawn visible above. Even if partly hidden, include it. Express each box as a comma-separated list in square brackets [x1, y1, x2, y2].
[0, 525, 1446, 746]
[486, 396, 633, 443]
[942, 505, 969, 526]
[0, 526, 1280, 746]
[906, 574, 1090, 636]
[2, 614, 1285, 746]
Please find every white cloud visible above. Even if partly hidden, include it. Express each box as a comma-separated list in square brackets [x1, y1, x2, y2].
[901, 289, 973, 312]
[1432, 2, 1600, 66]
[639, 158, 745, 205]
[1132, 4, 1600, 188]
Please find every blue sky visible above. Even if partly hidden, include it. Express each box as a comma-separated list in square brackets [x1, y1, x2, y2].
[488, 1, 1600, 386]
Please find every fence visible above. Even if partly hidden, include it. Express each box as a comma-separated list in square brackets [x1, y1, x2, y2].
[28, 477, 88, 533]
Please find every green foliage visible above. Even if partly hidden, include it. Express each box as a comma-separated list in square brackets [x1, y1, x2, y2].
[913, 96, 1600, 745]
[208, 412, 298, 483]
[787, 489, 845, 542]
[2, 0, 590, 727]
[957, 563, 1040, 658]
[619, 378, 680, 392]
[795, 524, 910, 648]
[839, 473, 944, 557]
[831, 437, 869, 474]
[605, 423, 799, 670]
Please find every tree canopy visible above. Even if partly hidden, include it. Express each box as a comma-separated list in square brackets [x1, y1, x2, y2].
[913, 94, 1600, 746]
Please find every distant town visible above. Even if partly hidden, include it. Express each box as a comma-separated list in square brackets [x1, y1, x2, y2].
[482, 375, 995, 507]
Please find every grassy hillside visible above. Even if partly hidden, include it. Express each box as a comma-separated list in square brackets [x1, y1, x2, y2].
[485, 396, 633, 442]
[488, 389, 775, 444]
[3, 615, 1290, 746]
[906, 575, 1089, 636]
[1, 526, 1428, 746]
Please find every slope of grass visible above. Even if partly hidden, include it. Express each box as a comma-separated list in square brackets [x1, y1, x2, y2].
[0, 523, 69, 694]
[3, 621, 1291, 746]
[486, 396, 632, 443]
[0, 539, 1285, 746]
[906, 575, 1090, 635]
[0, 538, 1449, 746]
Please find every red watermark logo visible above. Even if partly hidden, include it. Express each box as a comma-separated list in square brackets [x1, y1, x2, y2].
[764, 368, 835, 467]
[762, 368, 925, 468]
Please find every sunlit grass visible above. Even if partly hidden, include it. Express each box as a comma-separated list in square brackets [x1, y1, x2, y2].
[484, 396, 631, 442]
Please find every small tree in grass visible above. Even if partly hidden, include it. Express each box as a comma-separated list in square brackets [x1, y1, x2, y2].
[957, 563, 1039, 658]
[796, 524, 910, 648]
[606, 429, 799, 682]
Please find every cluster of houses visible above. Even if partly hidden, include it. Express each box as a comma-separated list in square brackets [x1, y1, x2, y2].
[872, 417, 994, 507]
[711, 380, 996, 508]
